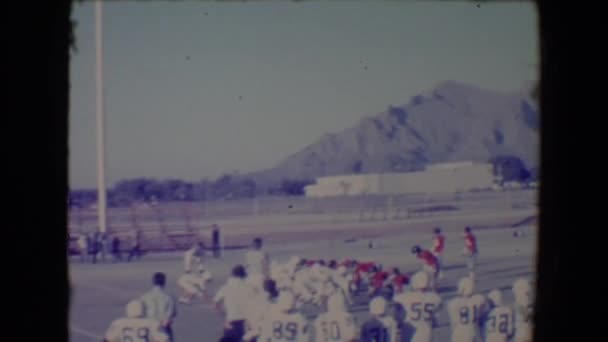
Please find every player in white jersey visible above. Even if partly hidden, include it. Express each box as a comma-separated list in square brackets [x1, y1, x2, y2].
[103, 300, 169, 342]
[177, 268, 213, 304]
[447, 277, 486, 342]
[360, 296, 398, 342]
[245, 237, 270, 295]
[184, 242, 206, 273]
[332, 265, 354, 305]
[243, 279, 279, 341]
[393, 271, 442, 342]
[291, 267, 314, 307]
[481, 290, 514, 342]
[259, 291, 311, 342]
[314, 293, 358, 342]
[512, 278, 533, 342]
[310, 263, 338, 306]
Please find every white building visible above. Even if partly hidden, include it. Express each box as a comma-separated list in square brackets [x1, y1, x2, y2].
[304, 161, 498, 198]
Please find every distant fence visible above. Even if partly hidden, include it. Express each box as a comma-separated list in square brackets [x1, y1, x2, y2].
[68, 188, 536, 235]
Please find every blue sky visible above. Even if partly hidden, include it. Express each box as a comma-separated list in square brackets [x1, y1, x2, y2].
[69, 1, 538, 189]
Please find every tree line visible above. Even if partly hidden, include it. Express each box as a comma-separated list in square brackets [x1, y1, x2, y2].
[69, 155, 535, 209]
[68, 176, 314, 209]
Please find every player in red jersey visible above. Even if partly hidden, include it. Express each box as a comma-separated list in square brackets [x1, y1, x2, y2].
[390, 268, 409, 294]
[369, 267, 390, 297]
[431, 227, 446, 279]
[462, 226, 478, 279]
[352, 261, 377, 293]
[412, 245, 440, 290]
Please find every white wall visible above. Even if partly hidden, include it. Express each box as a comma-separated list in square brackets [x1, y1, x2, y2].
[305, 163, 496, 197]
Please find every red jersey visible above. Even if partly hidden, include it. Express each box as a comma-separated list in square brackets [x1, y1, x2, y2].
[433, 235, 445, 254]
[392, 274, 409, 293]
[371, 271, 390, 289]
[356, 262, 376, 273]
[465, 233, 477, 253]
[306, 260, 317, 267]
[418, 250, 439, 267]
[354, 262, 376, 283]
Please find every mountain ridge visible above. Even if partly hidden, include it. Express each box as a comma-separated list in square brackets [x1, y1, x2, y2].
[245, 81, 539, 185]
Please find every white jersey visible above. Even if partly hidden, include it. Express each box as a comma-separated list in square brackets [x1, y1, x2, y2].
[272, 263, 294, 290]
[259, 308, 310, 342]
[447, 295, 486, 342]
[314, 311, 357, 342]
[482, 305, 515, 342]
[184, 247, 204, 273]
[104, 317, 168, 342]
[245, 249, 269, 275]
[332, 275, 352, 300]
[513, 302, 533, 342]
[243, 294, 274, 340]
[394, 291, 442, 342]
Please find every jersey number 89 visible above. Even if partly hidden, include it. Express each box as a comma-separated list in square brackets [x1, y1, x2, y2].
[273, 321, 298, 341]
[121, 327, 150, 342]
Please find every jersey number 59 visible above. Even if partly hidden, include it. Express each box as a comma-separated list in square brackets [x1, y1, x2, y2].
[121, 327, 150, 342]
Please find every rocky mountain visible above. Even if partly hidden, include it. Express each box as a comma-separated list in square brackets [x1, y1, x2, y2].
[248, 81, 539, 184]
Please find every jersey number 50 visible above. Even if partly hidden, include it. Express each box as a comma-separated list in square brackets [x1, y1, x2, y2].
[321, 321, 341, 341]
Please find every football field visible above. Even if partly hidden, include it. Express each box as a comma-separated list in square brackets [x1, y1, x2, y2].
[69, 220, 536, 342]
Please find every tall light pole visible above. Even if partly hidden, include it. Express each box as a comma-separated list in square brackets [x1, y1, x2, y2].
[95, 0, 107, 234]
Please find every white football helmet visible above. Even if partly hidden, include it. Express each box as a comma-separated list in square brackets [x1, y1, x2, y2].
[411, 271, 429, 290]
[289, 256, 301, 266]
[369, 296, 387, 316]
[126, 300, 144, 318]
[458, 277, 474, 297]
[512, 278, 532, 304]
[277, 291, 296, 312]
[513, 278, 531, 295]
[487, 289, 503, 306]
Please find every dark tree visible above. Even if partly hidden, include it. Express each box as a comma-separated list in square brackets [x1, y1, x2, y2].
[489, 155, 532, 183]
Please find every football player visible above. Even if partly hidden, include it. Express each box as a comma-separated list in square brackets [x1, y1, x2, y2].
[393, 271, 442, 342]
[447, 277, 486, 342]
[315, 293, 358, 342]
[103, 300, 169, 342]
[481, 289, 514, 342]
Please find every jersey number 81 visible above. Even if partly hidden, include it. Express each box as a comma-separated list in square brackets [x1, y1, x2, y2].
[459, 306, 479, 324]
